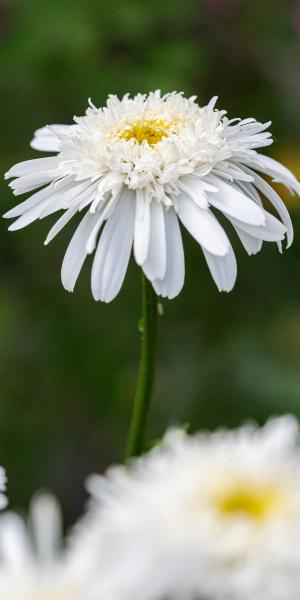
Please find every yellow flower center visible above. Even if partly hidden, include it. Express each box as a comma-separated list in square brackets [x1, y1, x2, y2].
[118, 119, 172, 145]
[214, 483, 282, 520]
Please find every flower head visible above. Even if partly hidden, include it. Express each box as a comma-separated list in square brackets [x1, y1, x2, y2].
[0, 493, 89, 600]
[82, 416, 300, 600]
[4, 92, 299, 301]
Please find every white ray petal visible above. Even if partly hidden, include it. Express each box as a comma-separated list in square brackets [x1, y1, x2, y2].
[5, 157, 60, 179]
[6, 180, 87, 229]
[44, 207, 78, 245]
[211, 163, 254, 183]
[30, 125, 63, 152]
[8, 202, 53, 231]
[9, 171, 59, 196]
[232, 224, 263, 255]
[207, 178, 265, 225]
[153, 208, 185, 299]
[206, 96, 218, 110]
[236, 180, 263, 205]
[134, 189, 151, 265]
[0, 514, 32, 570]
[177, 194, 230, 256]
[79, 182, 103, 211]
[4, 185, 58, 219]
[29, 494, 62, 563]
[230, 210, 286, 243]
[240, 166, 294, 247]
[38, 180, 93, 218]
[203, 245, 237, 292]
[61, 211, 100, 292]
[142, 201, 167, 281]
[86, 197, 118, 254]
[6, 180, 96, 232]
[177, 176, 210, 209]
[91, 189, 135, 302]
[250, 154, 300, 194]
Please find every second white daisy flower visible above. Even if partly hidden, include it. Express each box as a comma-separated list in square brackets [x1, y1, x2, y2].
[83, 417, 300, 600]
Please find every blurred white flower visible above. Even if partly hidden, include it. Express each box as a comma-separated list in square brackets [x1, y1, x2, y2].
[0, 468, 7, 510]
[0, 493, 89, 600]
[80, 416, 300, 600]
[4, 92, 299, 301]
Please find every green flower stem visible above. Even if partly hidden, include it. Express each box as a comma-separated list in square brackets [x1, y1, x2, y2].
[125, 273, 158, 459]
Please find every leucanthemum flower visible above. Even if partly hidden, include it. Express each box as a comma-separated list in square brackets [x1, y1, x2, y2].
[78, 417, 300, 600]
[0, 468, 7, 510]
[0, 493, 89, 600]
[4, 92, 299, 301]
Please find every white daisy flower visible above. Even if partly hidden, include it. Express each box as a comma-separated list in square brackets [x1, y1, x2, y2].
[4, 92, 299, 301]
[0, 468, 7, 511]
[80, 416, 300, 600]
[0, 493, 90, 600]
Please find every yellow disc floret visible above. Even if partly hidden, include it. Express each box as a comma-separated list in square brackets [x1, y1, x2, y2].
[118, 119, 173, 145]
[213, 482, 283, 520]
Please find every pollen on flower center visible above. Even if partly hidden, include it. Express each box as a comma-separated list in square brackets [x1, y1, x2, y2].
[118, 119, 173, 145]
[213, 483, 283, 520]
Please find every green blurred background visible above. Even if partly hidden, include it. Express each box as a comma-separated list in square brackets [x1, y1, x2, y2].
[0, 0, 300, 522]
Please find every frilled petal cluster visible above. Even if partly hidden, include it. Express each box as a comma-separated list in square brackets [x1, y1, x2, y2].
[4, 92, 299, 301]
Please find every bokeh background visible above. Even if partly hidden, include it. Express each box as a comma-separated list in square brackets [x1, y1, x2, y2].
[0, 0, 299, 523]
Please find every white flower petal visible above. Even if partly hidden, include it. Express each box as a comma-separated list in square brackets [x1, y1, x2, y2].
[142, 201, 167, 281]
[177, 195, 230, 256]
[91, 189, 135, 302]
[4, 185, 57, 220]
[212, 162, 254, 183]
[6, 181, 94, 230]
[241, 166, 294, 247]
[207, 177, 265, 225]
[85, 197, 118, 254]
[236, 180, 263, 205]
[153, 208, 185, 299]
[202, 245, 237, 292]
[0, 496, 7, 510]
[30, 125, 62, 152]
[38, 180, 94, 218]
[230, 209, 287, 242]
[177, 176, 209, 209]
[0, 514, 32, 570]
[6, 179, 81, 229]
[8, 201, 53, 231]
[206, 96, 218, 110]
[5, 157, 60, 179]
[134, 189, 151, 265]
[44, 207, 78, 245]
[29, 494, 62, 563]
[232, 225, 262, 255]
[9, 171, 59, 196]
[61, 210, 100, 292]
[250, 154, 300, 194]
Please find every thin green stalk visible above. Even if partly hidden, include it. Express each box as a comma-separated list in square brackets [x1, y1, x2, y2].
[125, 274, 158, 459]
